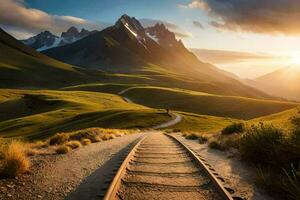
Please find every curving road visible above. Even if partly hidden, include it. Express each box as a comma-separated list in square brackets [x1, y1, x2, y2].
[118, 87, 182, 129]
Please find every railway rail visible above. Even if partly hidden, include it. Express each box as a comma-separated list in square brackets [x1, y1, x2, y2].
[103, 132, 237, 200]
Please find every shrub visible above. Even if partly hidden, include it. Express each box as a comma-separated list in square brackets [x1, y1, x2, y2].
[49, 133, 69, 145]
[66, 141, 82, 149]
[222, 122, 245, 135]
[185, 133, 198, 140]
[102, 134, 116, 141]
[172, 129, 181, 132]
[1, 141, 30, 178]
[26, 148, 38, 156]
[284, 165, 300, 200]
[81, 138, 92, 146]
[93, 136, 102, 143]
[68, 129, 109, 143]
[209, 140, 227, 151]
[56, 145, 71, 154]
[181, 132, 187, 137]
[198, 136, 208, 144]
[239, 124, 286, 165]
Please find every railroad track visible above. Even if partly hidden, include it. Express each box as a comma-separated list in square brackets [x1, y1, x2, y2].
[103, 132, 237, 200]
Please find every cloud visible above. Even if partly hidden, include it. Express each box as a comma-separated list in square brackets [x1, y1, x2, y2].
[139, 18, 192, 38]
[192, 21, 204, 29]
[0, 0, 105, 39]
[190, 48, 284, 64]
[180, 0, 300, 35]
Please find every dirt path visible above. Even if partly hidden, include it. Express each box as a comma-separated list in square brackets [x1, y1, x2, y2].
[117, 132, 223, 200]
[152, 113, 182, 129]
[118, 87, 182, 129]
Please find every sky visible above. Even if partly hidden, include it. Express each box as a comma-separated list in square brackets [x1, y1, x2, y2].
[1, 0, 300, 78]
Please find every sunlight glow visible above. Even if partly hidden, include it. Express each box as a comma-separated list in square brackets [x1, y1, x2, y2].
[291, 52, 300, 65]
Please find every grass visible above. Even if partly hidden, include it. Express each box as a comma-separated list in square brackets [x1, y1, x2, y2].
[216, 123, 300, 199]
[221, 122, 245, 135]
[56, 145, 71, 154]
[250, 107, 300, 130]
[0, 29, 108, 88]
[0, 89, 171, 140]
[185, 133, 199, 140]
[0, 141, 30, 178]
[62, 83, 144, 94]
[170, 112, 237, 132]
[66, 141, 82, 149]
[122, 86, 298, 120]
[81, 138, 92, 146]
[48, 128, 134, 147]
[208, 140, 227, 151]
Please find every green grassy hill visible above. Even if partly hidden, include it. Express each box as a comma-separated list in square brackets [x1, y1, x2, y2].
[170, 111, 237, 132]
[0, 28, 106, 88]
[120, 86, 298, 119]
[250, 107, 300, 130]
[0, 89, 171, 140]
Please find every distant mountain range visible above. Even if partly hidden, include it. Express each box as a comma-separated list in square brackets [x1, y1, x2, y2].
[247, 66, 300, 101]
[0, 14, 273, 99]
[0, 28, 103, 88]
[21, 27, 97, 51]
[41, 15, 269, 99]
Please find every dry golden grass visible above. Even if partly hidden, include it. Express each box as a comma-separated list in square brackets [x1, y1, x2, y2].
[101, 133, 116, 141]
[56, 145, 71, 154]
[31, 141, 48, 149]
[26, 148, 39, 156]
[81, 138, 92, 146]
[66, 141, 82, 149]
[49, 133, 69, 145]
[1, 141, 30, 178]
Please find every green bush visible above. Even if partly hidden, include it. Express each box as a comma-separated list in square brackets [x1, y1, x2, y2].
[185, 133, 198, 140]
[222, 122, 245, 135]
[284, 165, 300, 200]
[209, 140, 227, 151]
[239, 124, 286, 165]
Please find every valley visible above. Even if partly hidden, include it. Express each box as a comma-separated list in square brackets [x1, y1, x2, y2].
[0, 12, 299, 200]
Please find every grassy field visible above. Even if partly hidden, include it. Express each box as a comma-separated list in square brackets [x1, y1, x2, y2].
[120, 86, 298, 120]
[169, 112, 238, 132]
[250, 107, 300, 130]
[0, 89, 171, 140]
[62, 83, 143, 94]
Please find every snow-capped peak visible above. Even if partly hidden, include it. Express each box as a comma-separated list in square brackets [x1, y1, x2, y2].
[21, 27, 96, 51]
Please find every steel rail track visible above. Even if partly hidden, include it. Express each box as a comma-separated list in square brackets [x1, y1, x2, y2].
[103, 133, 234, 200]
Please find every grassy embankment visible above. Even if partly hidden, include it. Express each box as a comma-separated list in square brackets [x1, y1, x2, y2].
[0, 89, 171, 141]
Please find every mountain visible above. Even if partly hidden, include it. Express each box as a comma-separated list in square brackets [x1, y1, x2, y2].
[42, 14, 271, 99]
[0, 28, 102, 88]
[21, 27, 97, 51]
[252, 66, 300, 101]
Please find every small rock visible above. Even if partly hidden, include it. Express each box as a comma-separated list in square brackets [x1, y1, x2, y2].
[37, 194, 42, 198]
[6, 184, 14, 189]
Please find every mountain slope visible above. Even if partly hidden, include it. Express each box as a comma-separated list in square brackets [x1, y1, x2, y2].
[43, 15, 270, 99]
[119, 86, 297, 119]
[253, 66, 300, 101]
[0, 28, 101, 88]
